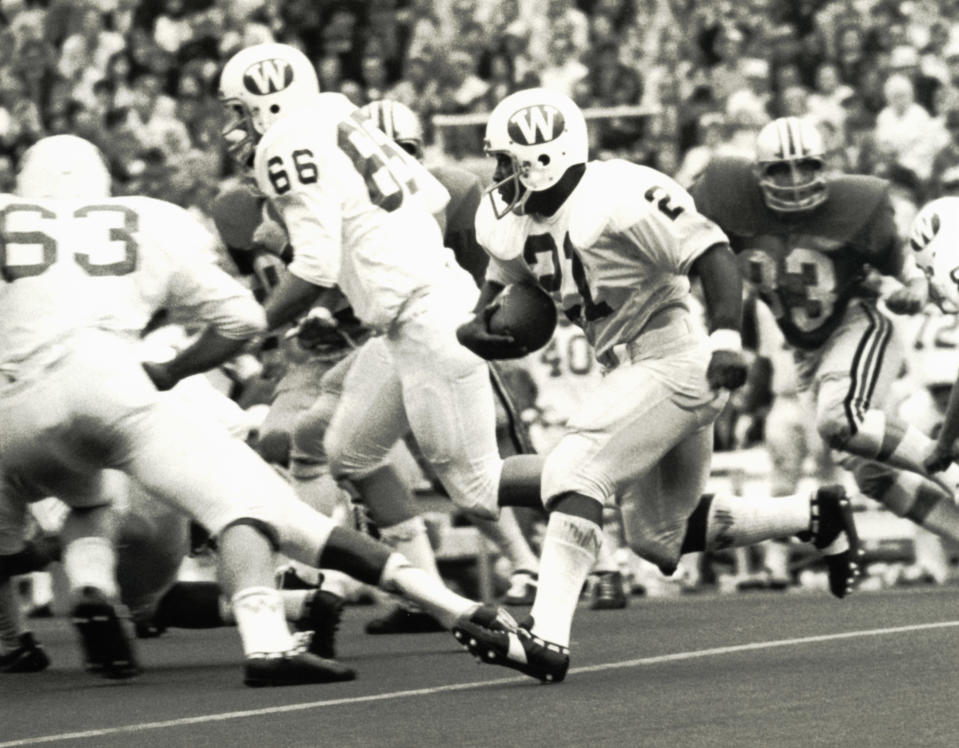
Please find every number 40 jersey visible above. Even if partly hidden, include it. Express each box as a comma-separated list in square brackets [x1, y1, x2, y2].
[690, 156, 902, 351]
[478, 159, 728, 363]
[0, 194, 259, 368]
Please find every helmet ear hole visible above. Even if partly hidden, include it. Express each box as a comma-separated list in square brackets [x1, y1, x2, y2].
[270, 104, 280, 114]
[538, 154, 550, 166]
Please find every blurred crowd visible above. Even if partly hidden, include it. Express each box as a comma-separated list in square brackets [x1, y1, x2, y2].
[3, 0, 959, 233]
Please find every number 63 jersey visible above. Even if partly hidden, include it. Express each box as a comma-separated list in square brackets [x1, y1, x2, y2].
[0, 194, 259, 368]
[690, 156, 902, 350]
[478, 159, 728, 362]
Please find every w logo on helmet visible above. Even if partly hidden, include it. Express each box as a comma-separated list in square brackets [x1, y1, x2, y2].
[910, 211, 941, 252]
[243, 59, 294, 95]
[507, 105, 565, 145]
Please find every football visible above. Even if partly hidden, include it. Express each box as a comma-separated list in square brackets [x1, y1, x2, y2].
[487, 282, 558, 352]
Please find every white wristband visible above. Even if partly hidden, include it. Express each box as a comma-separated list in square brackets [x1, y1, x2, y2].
[708, 329, 742, 353]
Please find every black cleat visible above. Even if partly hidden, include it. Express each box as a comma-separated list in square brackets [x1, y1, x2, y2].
[452, 609, 568, 683]
[365, 605, 445, 634]
[294, 590, 344, 659]
[71, 587, 141, 679]
[589, 571, 628, 610]
[243, 651, 356, 687]
[799, 485, 864, 599]
[0, 632, 50, 673]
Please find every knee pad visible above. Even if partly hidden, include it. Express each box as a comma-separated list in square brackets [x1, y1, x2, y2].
[817, 412, 854, 451]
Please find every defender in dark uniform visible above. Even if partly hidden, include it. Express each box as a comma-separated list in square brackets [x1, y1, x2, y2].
[691, 116, 959, 549]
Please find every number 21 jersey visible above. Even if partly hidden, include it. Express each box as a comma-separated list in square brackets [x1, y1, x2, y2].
[478, 159, 728, 362]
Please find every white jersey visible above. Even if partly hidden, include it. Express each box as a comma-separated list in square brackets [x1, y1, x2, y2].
[254, 94, 456, 331]
[478, 159, 728, 361]
[753, 295, 799, 396]
[0, 194, 262, 369]
[904, 196, 959, 387]
[527, 317, 602, 424]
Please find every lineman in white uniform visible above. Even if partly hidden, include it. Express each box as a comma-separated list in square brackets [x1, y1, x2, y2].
[0, 135, 505, 685]
[218, 44, 531, 523]
[451, 89, 863, 682]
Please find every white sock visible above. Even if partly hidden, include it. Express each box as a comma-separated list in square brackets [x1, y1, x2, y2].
[529, 513, 601, 648]
[62, 536, 117, 599]
[704, 492, 810, 550]
[379, 553, 475, 628]
[380, 516, 441, 579]
[231, 587, 296, 657]
[280, 590, 311, 621]
[591, 532, 619, 575]
[474, 509, 540, 574]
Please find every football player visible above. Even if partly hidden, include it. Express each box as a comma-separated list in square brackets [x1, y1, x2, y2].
[0, 371, 344, 671]
[215, 46, 542, 564]
[690, 117, 959, 557]
[912, 196, 959, 476]
[451, 90, 862, 683]
[357, 98, 542, 615]
[0, 134, 507, 685]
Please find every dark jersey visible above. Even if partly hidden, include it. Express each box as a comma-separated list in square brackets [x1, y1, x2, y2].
[690, 156, 901, 350]
[429, 162, 488, 287]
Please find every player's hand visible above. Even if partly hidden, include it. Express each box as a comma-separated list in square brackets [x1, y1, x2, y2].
[885, 277, 928, 315]
[290, 307, 344, 350]
[456, 303, 530, 360]
[141, 360, 178, 391]
[706, 349, 748, 391]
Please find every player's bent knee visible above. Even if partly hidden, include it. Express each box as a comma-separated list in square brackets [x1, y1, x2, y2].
[219, 517, 281, 552]
[817, 416, 853, 451]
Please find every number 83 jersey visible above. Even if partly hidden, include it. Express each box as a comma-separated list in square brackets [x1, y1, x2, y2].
[253, 93, 456, 331]
[690, 156, 902, 350]
[478, 159, 728, 362]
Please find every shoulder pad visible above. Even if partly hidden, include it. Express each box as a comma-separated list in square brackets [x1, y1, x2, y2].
[689, 156, 759, 217]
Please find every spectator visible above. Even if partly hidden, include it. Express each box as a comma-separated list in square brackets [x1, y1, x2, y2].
[807, 61, 854, 132]
[887, 43, 941, 114]
[725, 57, 772, 124]
[360, 50, 391, 103]
[930, 108, 959, 196]
[674, 111, 727, 187]
[538, 27, 589, 99]
[875, 72, 946, 182]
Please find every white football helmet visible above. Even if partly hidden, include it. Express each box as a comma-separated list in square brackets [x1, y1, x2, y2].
[910, 196, 959, 312]
[483, 87, 588, 218]
[218, 43, 319, 166]
[16, 135, 110, 199]
[360, 99, 424, 160]
[754, 116, 828, 213]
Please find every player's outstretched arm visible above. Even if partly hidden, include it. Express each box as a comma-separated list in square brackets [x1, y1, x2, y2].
[691, 242, 748, 391]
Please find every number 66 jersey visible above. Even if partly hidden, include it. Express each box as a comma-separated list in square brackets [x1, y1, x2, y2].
[253, 93, 459, 332]
[0, 194, 261, 369]
[690, 156, 901, 350]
